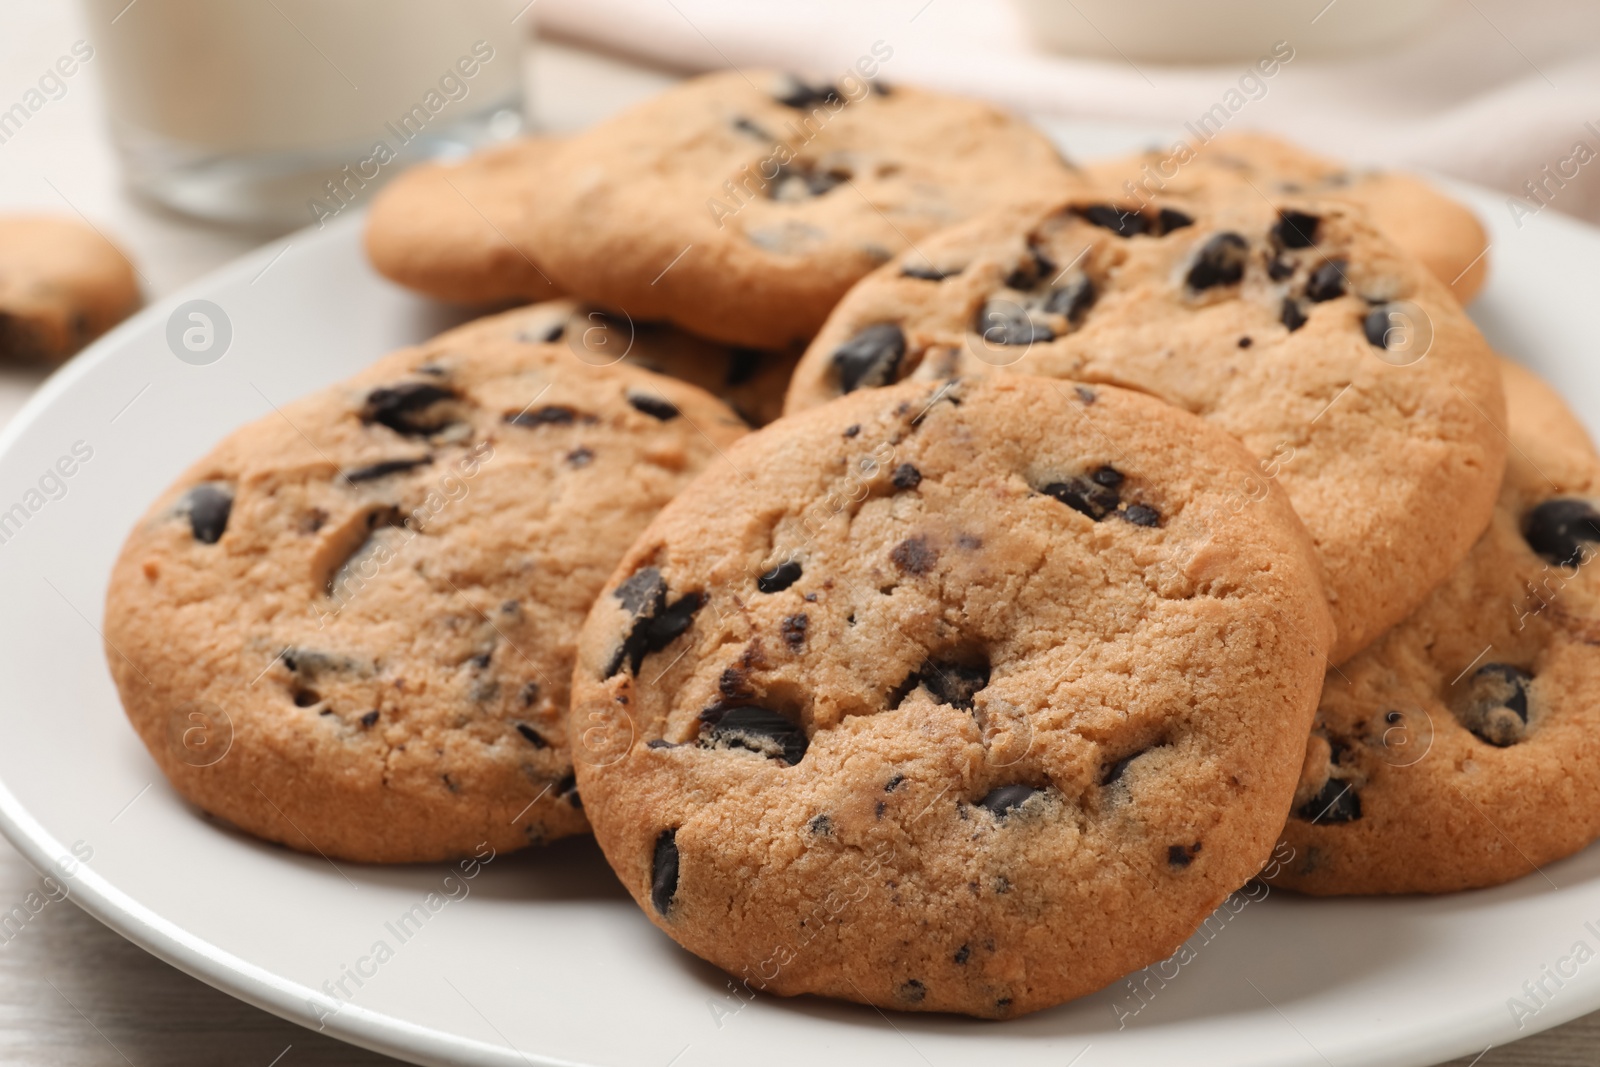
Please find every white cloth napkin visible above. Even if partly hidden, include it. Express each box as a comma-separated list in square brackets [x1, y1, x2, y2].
[536, 0, 1600, 227]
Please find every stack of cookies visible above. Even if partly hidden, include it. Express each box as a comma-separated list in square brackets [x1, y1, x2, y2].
[105, 70, 1600, 1019]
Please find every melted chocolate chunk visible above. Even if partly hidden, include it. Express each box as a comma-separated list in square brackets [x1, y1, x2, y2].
[1042, 466, 1122, 520]
[1186, 232, 1250, 290]
[1042, 276, 1097, 323]
[506, 405, 582, 427]
[1305, 259, 1347, 303]
[1157, 207, 1195, 233]
[1005, 244, 1057, 290]
[699, 705, 809, 765]
[891, 463, 922, 490]
[342, 456, 431, 482]
[1523, 498, 1600, 567]
[1296, 777, 1361, 824]
[606, 568, 703, 676]
[1167, 842, 1201, 868]
[833, 323, 905, 394]
[757, 560, 802, 593]
[183, 484, 233, 544]
[916, 660, 990, 710]
[1281, 297, 1308, 332]
[628, 393, 680, 421]
[976, 301, 1053, 346]
[363, 382, 456, 436]
[516, 723, 549, 748]
[1456, 663, 1534, 747]
[978, 784, 1042, 818]
[1363, 304, 1398, 348]
[1272, 209, 1320, 249]
[1121, 503, 1161, 527]
[1074, 204, 1146, 237]
[651, 829, 680, 915]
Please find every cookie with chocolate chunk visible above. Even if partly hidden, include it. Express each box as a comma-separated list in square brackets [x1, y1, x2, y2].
[785, 187, 1506, 663]
[103, 308, 746, 863]
[1275, 363, 1600, 894]
[1086, 132, 1492, 303]
[450, 299, 799, 427]
[523, 70, 1080, 349]
[568, 375, 1333, 1017]
[0, 215, 139, 363]
[364, 137, 564, 305]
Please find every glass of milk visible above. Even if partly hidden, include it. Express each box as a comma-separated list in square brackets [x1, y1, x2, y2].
[80, 0, 527, 231]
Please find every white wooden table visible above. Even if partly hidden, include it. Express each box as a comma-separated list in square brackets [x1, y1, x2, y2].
[0, 2, 1594, 1063]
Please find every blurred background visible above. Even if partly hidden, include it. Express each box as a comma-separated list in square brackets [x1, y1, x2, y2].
[1, 0, 1598, 1062]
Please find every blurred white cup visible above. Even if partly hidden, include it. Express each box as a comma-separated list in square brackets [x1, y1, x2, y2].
[80, 0, 528, 230]
[1013, 0, 1445, 63]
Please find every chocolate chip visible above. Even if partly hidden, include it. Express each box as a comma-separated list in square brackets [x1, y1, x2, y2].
[516, 723, 548, 748]
[359, 710, 380, 728]
[953, 944, 971, 964]
[566, 447, 594, 468]
[506, 405, 581, 427]
[978, 784, 1042, 817]
[808, 813, 832, 835]
[901, 263, 960, 281]
[1042, 276, 1097, 323]
[293, 688, 321, 708]
[363, 382, 456, 436]
[1272, 210, 1320, 249]
[1074, 385, 1097, 405]
[1267, 254, 1296, 281]
[885, 773, 906, 792]
[1523, 498, 1600, 566]
[342, 456, 431, 482]
[843, 424, 861, 438]
[1157, 208, 1195, 233]
[1074, 204, 1146, 237]
[1186, 232, 1250, 290]
[1238, 336, 1253, 348]
[917, 660, 989, 710]
[732, 116, 773, 140]
[556, 772, 580, 807]
[897, 980, 927, 1003]
[519, 681, 540, 707]
[781, 613, 808, 650]
[1296, 778, 1361, 824]
[651, 829, 679, 915]
[1167, 842, 1200, 867]
[890, 536, 937, 574]
[646, 739, 676, 750]
[606, 569, 703, 676]
[770, 160, 849, 200]
[699, 705, 809, 765]
[757, 560, 802, 593]
[833, 323, 905, 394]
[892, 463, 922, 490]
[1456, 663, 1534, 747]
[1306, 259, 1347, 303]
[518, 321, 564, 344]
[1005, 245, 1056, 290]
[183, 484, 233, 544]
[1364, 304, 1397, 348]
[976, 301, 1052, 346]
[1122, 503, 1161, 527]
[1042, 466, 1122, 520]
[1282, 298, 1308, 332]
[774, 77, 841, 109]
[628, 393, 680, 421]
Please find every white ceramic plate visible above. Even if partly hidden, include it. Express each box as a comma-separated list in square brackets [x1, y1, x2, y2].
[2, 128, 1600, 1067]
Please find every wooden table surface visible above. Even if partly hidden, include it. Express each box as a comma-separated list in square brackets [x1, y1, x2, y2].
[1, 2, 1597, 1063]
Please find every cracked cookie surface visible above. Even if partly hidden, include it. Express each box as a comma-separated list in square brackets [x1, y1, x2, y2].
[1275, 360, 1600, 893]
[784, 187, 1506, 662]
[103, 307, 746, 862]
[523, 69, 1081, 349]
[569, 375, 1332, 1016]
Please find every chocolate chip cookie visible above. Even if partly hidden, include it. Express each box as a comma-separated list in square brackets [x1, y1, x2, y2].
[784, 189, 1506, 663]
[1275, 362, 1600, 893]
[449, 299, 799, 427]
[568, 375, 1333, 1017]
[0, 215, 139, 363]
[523, 70, 1081, 350]
[104, 309, 747, 863]
[1086, 132, 1492, 303]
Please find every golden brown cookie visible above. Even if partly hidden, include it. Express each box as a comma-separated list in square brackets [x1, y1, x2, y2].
[104, 308, 746, 863]
[0, 215, 139, 363]
[446, 299, 800, 427]
[569, 375, 1333, 1017]
[523, 70, 1082, 349]
[784, 187, 1506, 664]
[1086, 132, 1492, 304]
[1275, 363, 1600, 894]
[364, 138, 563, 305]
